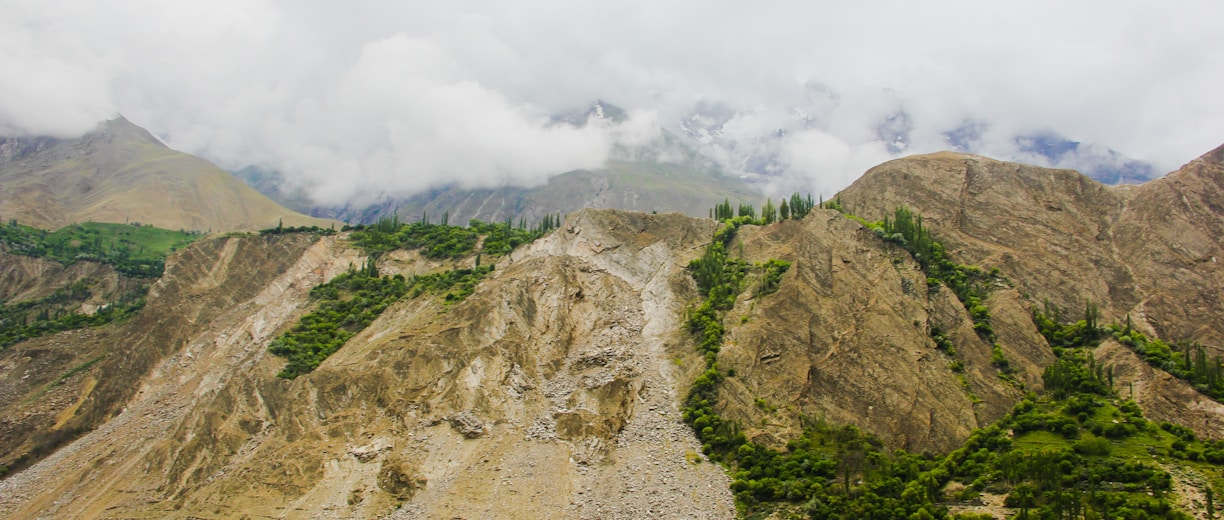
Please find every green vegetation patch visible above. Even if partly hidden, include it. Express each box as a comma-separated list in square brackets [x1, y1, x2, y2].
[270, 258, 494, 379]
[0, 285, 146, 350]
[1, 219, 202, 277]
[865, 207, 1019, 382]
[872, 207, 999, 344]
[1117, 325, 1224, 402]
[259, 220, 337, 236]
[270, 259, 407, 378]
[1037, 299, 1224, 403]
[345, 212, 562, 259]
[0, 219, 190, 349]
[710, 193, 815, 225]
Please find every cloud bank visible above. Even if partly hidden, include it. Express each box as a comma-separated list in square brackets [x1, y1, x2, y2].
[2, 1, 1223, 202]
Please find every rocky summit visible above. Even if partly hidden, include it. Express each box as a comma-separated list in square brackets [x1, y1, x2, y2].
[1, 145, 1223, 518]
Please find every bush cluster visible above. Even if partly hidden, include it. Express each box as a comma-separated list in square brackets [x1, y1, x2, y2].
[270, 261, 409, 378]
[270, 258, 495, 378]
[346, 213, 561, 259]
[0, 291, 145, 349]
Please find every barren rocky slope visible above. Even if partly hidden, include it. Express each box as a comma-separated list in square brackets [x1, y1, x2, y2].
[839, 145, 1224, 352]
[709, 214, 1053, 453]
[0, 212, 738, 518]
[0, 249, 123, 303]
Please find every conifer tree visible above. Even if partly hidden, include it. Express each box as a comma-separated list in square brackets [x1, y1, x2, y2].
[761, 198, 776, 225]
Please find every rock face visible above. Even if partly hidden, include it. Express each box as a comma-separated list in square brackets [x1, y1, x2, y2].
[839, 146, 1224, 352]
[710, 214, 1052, 453]
[1, 144, 1223, 518]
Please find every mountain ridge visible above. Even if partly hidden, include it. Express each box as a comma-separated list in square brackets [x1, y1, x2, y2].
[0, 117, 335, 232]
[839, 145, 1224, 350]
[235, 122, 765, 225]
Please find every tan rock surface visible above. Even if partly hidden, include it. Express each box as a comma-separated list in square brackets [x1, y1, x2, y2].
[839, 145, 1224, 352]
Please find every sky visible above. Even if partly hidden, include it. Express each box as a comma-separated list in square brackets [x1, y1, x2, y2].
[2, 1, 1223, 205]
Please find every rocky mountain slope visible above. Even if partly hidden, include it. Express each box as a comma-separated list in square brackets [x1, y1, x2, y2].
[839, 144, 1224, 352]
[246, 159, 762, 227]
[0, 117, 334, 232]
[0, 145, 1222, 518]
[321, 159, 762, 226]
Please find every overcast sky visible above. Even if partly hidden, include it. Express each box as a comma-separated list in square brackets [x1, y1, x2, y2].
[3, 1, 1222, 204]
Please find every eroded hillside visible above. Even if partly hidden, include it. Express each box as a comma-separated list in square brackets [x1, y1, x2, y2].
[839, 145, 1224, 352]
[2, 140, 1224, 518]
[0, 204, 1055, 518]
[0, 212, 735, 518]
[708, 213, 1052, 453]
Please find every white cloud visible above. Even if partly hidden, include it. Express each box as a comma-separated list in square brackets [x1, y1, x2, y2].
[259, 34, 618, 205]
[1, 0, 1222, 201]
[781, 130, 894, 196]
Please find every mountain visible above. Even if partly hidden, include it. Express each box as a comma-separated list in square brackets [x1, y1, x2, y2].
[239, 157, 763, 227]
[838, 144, 1224, 350]
[0, 117, 335, 232]
[335, 158, 762, 225]
[1, 146, 1223, 517]
[236, 102, 765, 225]
[231, 165, 318, 215]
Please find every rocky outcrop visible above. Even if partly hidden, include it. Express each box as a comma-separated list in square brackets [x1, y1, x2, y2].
[447, 412, 487, 439]
[839, 146, 1224, 353]
[706, 213, 1052, 453]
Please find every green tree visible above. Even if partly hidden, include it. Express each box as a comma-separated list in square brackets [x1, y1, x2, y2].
[761, 198, 776, 225]
[1208, 485, 1215, 520]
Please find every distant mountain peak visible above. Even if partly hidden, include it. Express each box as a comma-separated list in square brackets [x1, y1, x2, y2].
[90, 115, 165, 148]
[553, 100, 629, 127]
[588, 99, 627, 123]
[0, 117, 333, 231]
